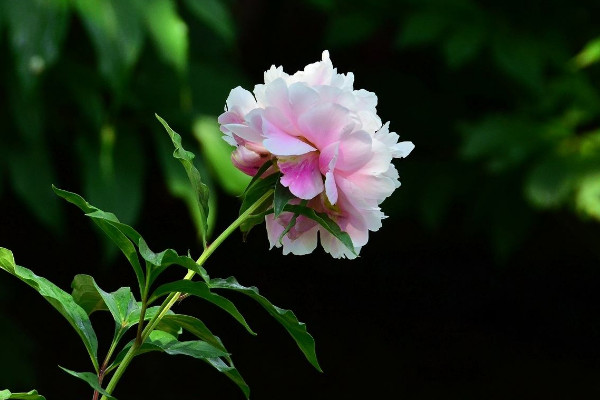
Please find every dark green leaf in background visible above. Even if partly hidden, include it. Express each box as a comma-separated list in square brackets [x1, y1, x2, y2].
[4, 0, 70, 90]
[74, 0, 143, 91]
[183, 0, 236, 45]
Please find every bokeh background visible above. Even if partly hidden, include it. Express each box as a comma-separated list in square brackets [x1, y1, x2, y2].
[2, 0, 600, 398]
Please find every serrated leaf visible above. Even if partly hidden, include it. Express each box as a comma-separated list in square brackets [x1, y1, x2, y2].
[192, 116, 250, 195]
[74, 0, 143, 91]
[183, 0, 235, 45]
[149, 280, 255, 335]
[143, 0, 188, 75]
[284, 204, 356, 256]
[58, 367, 115, 400]
[210, 277, 322, 372]
[156, 114, 210, 248]
[52, 186, 145, 294]
[0, 248, 99, 372]
[0, 389, 46, 400]
[137, 238, 209, 285]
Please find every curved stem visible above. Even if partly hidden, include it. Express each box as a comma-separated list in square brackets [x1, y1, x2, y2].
[99, 189, 273, 400]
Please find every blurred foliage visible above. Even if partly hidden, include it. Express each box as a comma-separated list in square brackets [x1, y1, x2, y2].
[0, 0, 599, 259]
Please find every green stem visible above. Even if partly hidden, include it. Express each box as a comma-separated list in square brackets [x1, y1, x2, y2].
[99, 189, 273, 400]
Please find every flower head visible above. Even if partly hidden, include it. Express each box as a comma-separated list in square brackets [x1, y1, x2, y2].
[219, 51, 414, 259]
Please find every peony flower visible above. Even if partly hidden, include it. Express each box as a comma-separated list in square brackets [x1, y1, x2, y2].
[219, 51, 414, 259]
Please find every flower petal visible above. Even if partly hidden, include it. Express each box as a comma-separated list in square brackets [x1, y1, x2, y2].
[279, 153, 324, 200]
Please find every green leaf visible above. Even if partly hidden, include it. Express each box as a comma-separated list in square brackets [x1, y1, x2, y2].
[71, 275, 138, 330]
[74, 0, 143, 90]
[192, 116, 251, 196]
[52, 186, 145, 294]
[525, 157, 578, 208]
[239, 173, 278, 216]
[150, 280, 256, 335]
[273, 180, 295, 218]
[492, 33, 544, 90]
[71, 274, 109, 315]
[576, 173, 600, 220]
[4, 0, 70, 89]
[574, 37, 600, 69]
[183, 0, 235, 45]
[443, 24, 485, 68]
[210, 277, 322, 372]
[138, 237, 209, 285]
[0, 248, 99, 372]
[142, 0, 188, 75]
[58, 367, 116, 400]
[159, 314, 226, 352]
[109, 330, 247, 396]
[0, 390, 45, 400]
[284, 204, 356, 257]
[156, 114, 210, 248]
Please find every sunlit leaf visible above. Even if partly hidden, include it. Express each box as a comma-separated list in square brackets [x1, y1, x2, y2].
[576, 173, 600, 220]
[0, 389, 46, 400]
[0, 248, 99, 372]
[58, 367, 115, 400]
[149, 280, 256, 335]
[142, 0, 188, 75]
[210, 277, 322, 372]
[192, 116, 250, 196]
[71, 275, 138, 332]
[156, 114, 210, 248]
[574, 37, 600, 69]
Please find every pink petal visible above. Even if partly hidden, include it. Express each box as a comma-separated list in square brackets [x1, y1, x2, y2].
[226, 87, 257, 116]
[297, 103, 354, 149]
[278, 153, 324, 200]
[263, 114, 316, 156]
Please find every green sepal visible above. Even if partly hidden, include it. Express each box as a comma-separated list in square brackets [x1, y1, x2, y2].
[155, 114, 210, 249]
[210, 277, 323, 372]
[0, 248, 99, 372]
[149, 280, 256, 335]
[58, 367, 116, 400]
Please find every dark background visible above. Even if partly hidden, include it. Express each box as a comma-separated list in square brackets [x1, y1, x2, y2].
[2, 0, 600, 399]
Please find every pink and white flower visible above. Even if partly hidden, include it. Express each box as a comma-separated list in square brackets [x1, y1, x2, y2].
[219, 51, 414, 259]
